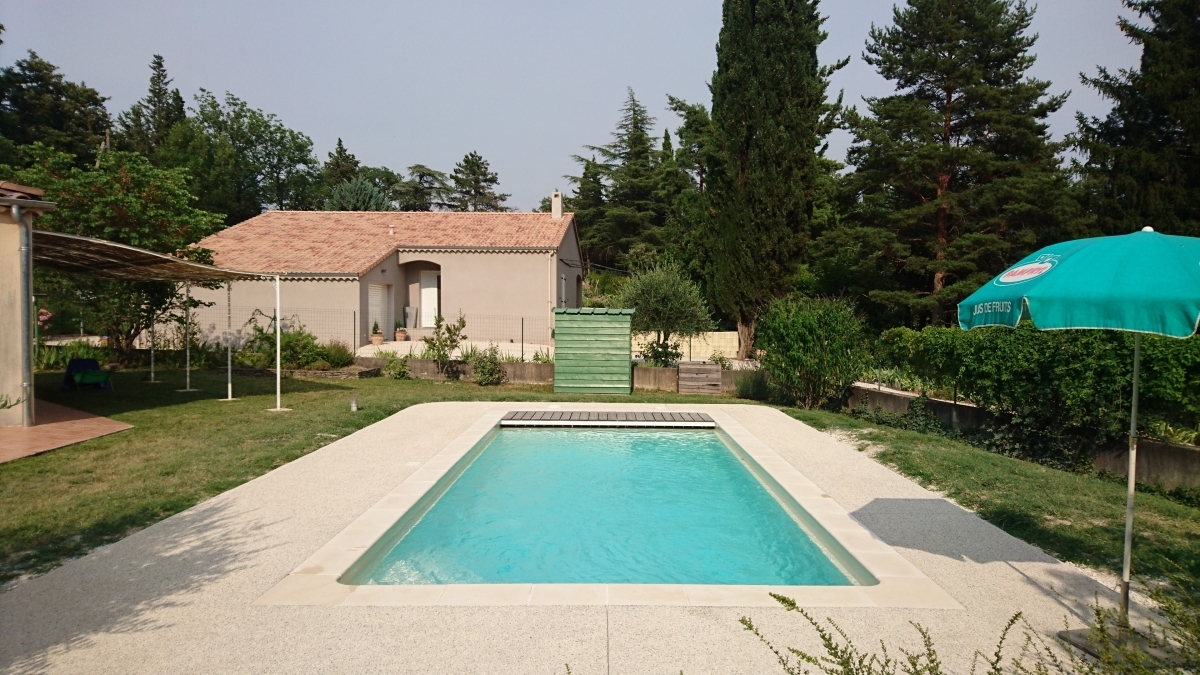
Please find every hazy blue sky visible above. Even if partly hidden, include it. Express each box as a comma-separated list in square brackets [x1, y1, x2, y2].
[2, 1, 1140, 210]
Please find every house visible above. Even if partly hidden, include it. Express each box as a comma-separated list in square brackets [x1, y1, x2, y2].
[190, 192, 581, 350]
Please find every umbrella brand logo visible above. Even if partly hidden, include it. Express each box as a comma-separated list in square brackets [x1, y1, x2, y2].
[994, 254, 1060, 286]
[972, 301, 1012, 316]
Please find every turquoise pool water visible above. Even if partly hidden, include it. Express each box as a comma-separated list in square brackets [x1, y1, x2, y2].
[355, 428, 853, 585]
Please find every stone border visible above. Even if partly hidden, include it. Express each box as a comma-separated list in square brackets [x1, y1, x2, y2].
[256, 406, 962, 609]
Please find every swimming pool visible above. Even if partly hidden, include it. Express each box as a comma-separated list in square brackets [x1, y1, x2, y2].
[340, 427, 873, 586]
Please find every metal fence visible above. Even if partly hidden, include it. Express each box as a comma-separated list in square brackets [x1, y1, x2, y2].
[134, 306, 358, 351]
[133, 308, 553, 358]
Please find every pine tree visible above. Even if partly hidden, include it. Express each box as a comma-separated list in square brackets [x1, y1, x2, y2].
[448, 151, 510, 211]
[395, 164, 450, 211]
[323, 138, 360, 187]
[706, 0, 845, 357]
[1077, 0, 1200, 236]
[836, 0, 1084, 327]
[0, 50, 111, 167]
[324, 176, 393, 211]
[115, 55, 186, 159]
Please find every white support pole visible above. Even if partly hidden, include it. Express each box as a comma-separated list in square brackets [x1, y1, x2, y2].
[1120, 333, 1141, 624]
[268, 275, 288, 412]
[149, 323, 156, 382]
[185, 285, 191, 390]
[177, 284, 197, 392]
[224, 282, 234, 400]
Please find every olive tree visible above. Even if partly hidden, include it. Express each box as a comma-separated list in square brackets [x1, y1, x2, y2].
[613, 263, 713, 366]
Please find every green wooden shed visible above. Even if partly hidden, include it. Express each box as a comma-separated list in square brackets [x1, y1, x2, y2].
[552, 308, 634, 394]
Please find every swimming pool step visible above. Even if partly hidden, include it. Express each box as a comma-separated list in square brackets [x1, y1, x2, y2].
[500, 411, 715, 428]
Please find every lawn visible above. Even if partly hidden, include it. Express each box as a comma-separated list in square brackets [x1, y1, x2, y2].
[0, 369, 739, 584]
[5, 371, 1198, 588]
[788, 408, 1200, 585]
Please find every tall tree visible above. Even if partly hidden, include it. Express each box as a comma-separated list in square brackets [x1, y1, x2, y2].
[157, 90, 320, 223]
[1076, 0, 1200, 236]
[324, 176, 393, 211]
[835, 0, 1083, 327]
[3, 145, 223, 363]
[395, 164, 450, 211]
[323, 138, 360, 187]
[448, 151, 510, 211]
[0, 50, 111, 168]
[706, 0, 845, 357]
[571, 90, 666, 267]
[115, 55, 186, 159]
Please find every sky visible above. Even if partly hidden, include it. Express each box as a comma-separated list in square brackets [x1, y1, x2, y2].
[1, 0, 1141, 211]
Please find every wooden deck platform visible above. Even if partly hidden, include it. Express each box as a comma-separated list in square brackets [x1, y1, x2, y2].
[499, 410, 715, 428]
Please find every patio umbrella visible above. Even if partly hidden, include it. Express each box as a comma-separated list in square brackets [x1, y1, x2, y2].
[957, 226, 1200, 621]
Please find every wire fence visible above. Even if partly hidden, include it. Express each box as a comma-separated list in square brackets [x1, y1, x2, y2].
[133, 308, 554, 358]
[134, 306, 358, 352]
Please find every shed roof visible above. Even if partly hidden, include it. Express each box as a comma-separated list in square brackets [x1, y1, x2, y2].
[197, 211, 575, 276]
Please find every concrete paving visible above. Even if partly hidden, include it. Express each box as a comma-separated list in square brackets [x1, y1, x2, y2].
[0, 403, 1133, 674]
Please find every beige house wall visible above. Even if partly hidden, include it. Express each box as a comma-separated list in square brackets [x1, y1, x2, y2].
[397, 251, 551, 320]
[0, 217, 24, 426]
[185, 217, 584, 352]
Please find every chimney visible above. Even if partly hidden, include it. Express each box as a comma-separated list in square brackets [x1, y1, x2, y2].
[551, 190, 563, 220]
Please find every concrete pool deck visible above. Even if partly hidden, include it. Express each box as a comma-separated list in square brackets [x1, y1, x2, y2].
[0, 403, 1137, 673]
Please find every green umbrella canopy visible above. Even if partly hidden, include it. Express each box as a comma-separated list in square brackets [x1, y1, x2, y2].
[958, 228, 1200, 337]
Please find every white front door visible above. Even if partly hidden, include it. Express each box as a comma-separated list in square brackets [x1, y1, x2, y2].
[420, 271, 440, 328]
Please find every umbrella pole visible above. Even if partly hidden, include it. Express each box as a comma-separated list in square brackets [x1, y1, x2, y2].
[1120, 333, 1141, 625]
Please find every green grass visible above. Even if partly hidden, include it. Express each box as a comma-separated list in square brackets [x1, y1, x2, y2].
[8, 373, 1199, 588]
[787, 408, 1200, 584]
[0, 369, 745, 584]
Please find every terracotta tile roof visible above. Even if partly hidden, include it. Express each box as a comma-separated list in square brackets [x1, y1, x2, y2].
[196, 211, 575, 276]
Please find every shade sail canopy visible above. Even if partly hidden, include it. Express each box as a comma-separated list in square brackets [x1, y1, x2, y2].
[32, 230, 264, 283]
[957, 229, 1200, 338]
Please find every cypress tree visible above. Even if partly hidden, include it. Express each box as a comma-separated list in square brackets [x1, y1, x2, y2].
[836, 0, 1082, 327]
[323, 138, 360, 187]
[707, 0, 844, 357]
[1077, 0, 1200, 236]
[115, 55, 186, 159]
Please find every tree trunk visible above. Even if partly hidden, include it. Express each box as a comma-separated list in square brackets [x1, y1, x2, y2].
[736, 317, 756, 361]
[932, 170, 950, 325]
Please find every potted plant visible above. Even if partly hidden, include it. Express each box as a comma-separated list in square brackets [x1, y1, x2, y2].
[394, 320, 407, 342]
[370, 320, 384, 346]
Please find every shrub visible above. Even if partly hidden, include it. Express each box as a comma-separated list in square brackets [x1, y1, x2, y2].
[34, 340, 111, 372]
[756, 298, 870, 409]
[532, 347, 554, 364]
[710, 352, 733, 370]
[882, 325, 1200, 466]
[641, 340, 682, 367]
[323, 340, 354, 368]
[421, 313, 468, 375]
[743, 581, 1200, 675]
[734, 368, 770, 401]
[471, 343, 507, 386]
[381, 354, 410, 379]
[307, 360, 331, 371]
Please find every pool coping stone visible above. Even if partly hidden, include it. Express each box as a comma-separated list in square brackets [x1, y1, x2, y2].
[256, 405, 962, 609]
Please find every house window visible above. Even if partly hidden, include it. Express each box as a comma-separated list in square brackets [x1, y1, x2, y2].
[576, 275, 582, 308]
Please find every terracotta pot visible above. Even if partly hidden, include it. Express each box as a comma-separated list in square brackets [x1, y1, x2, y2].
[370, 333, 384, 346]
[395, 330, 407, 342]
